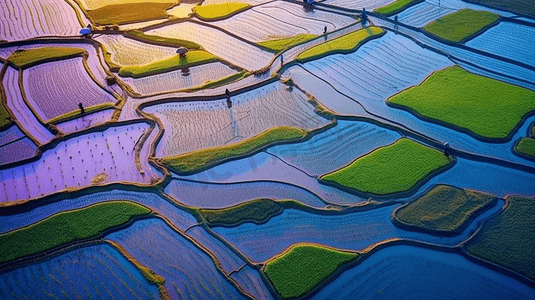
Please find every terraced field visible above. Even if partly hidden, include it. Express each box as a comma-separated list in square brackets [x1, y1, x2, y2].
[1, 0, 534, 299]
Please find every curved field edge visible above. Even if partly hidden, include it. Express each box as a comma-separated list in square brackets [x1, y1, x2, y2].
[374, 0, 424, 16]
[263, 244, 357, 299]
[199, 199, 283, 227]
[0, 201, 150, 264]
[85, 2, 178, 26]
[513, 137, 535, 160]
[259, 34, 318, 52]
[159, 125, 333, 175]
[422, 9, 500, 43]
[118, 50, 217, 78]
[193, 3, 251, 21]
[7, 48, 87, 69]
[386, 66, 535, 141]
[319, 138, 453, 196]
[463, 195, 535, 281]
[392, 185, 497, 236]
[181, 70, 250, 92]
[297, 27, 384, 63]
[47, 102, 115, 124]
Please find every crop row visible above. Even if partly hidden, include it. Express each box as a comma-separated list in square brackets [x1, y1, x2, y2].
[146, 21, 274, 71]
[0, 244, 159, 299]
[324, 0, 395, 10]
[0, 138, 37, 166]
[145, 81, 329, 158]
[0, 0, 82, 42]
[0, 123, 161, 203]
[55, 108, 115, 135]
[122, 62, 238, 96]
[22, 57, 117, 122]
[105, 218, 248, 300]
[3, 67, 56, 145]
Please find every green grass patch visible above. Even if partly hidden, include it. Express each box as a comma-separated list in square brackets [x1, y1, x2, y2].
[297, 27, 384, 63]
[464, 196, 535, 280]
[423, 9, 499, 42]
[264, 244, 357, 299]
[161, 126, 308, 174]
[193, 3, 250, 20]
[47, 103, 116, 124]
[127, 30, 201, 50]
[374, 0, 422, 16]
[87, 2, 177, 25]
[395, 185, 495, 233]
[199, 199, 281, 226]
[0, 201, 150, 264]
[387, 66, 535, 139]
[8, 48, 86, 69]
[515, 137, 535, 158]
[0, 104, 10, 128]
[118, 50, 217, 78]
[320, 138, 452, 195]
[258, 34, 318, 52]
[182, 70, 249, 92]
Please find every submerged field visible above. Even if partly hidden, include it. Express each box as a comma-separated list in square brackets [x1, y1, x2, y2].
[1, 0, 534, 298]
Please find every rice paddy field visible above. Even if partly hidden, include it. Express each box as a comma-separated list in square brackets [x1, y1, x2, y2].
[1, 0, 534, 298]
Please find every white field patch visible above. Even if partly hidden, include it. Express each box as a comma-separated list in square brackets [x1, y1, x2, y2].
[392, 1, 455, 27]
[77, 0, 177, 10]
[0, 0, 83, 42]
[55, 108, 115, 135]
[466, 21, 535, 67]
[121, 62, 238, 96]
[146, 22, 274, 71]
[0, 123, 162, 203]
[3, 67, 56, 145]
[96, 34, 179, 67]
[325, 0, 395, 10]
[143, 81, 330, 158]
[22, 57, 117, 123]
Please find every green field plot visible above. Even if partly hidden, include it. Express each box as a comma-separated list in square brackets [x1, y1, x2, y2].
[297, 27, 384, 63]
[320, 138, 452, 195]
[464, 196, 535, 280]
[375, 0, 422, 16]
[515, 137, 535, 158]
[87, 2, 177, 25]
[395, 185, 495, 233]
[200, 199, 281, 226]
[127, 30, 202, 50]
[0, 201, 150, 264]
[8, 47, 86, 69]
[193, 3, 250, 20]
[118, 50, 217, 78]
[264, 244, 357, 299]
[259, 34, 317, 52]
[0, 104, 10, 128]
[47, 102, 115, 124]
[387, 66, 535, 139]
[423, 9, 499, 42]
[161, 126, 308, 174]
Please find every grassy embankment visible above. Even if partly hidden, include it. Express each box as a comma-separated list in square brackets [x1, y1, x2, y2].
[423, 9, 499, 42]
[7, 47, 86, 69]
[395, 185, 495, 233]
[47, 103, 116, 124]
[374, 0, 422, 16]
[118, 51, 217, 78]
[259, 34, 318, 52]
[515, 137, 535, 158]
[193, 3, 250, 20]
[86, 1, 178, 25]
[264, 244, 357, 299]
[161, 126, 308, 174]
[464, 196, 535, 280]
[0, 201, 150, 264]
[387, 66, 535, 139]
[320, 138, 452, 195]
[199, 199, 281, 226]
[297, 27, 384, 63]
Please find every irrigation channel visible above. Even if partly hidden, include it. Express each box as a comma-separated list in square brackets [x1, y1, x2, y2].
[0, 0, 534, 298]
